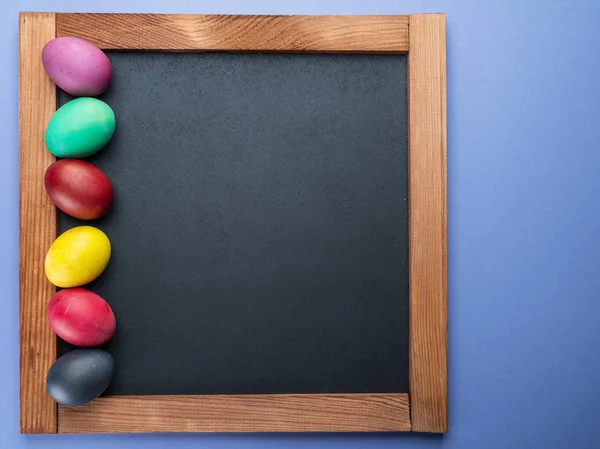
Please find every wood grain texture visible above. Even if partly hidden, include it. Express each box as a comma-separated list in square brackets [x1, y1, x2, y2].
[56, 14, 409, 53]
[58, 394, 410, 433]
[407, 14, 448, 433]
[19, 12, 57, 434]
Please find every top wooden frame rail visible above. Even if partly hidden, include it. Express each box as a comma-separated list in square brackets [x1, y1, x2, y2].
[55, 14, 410, 53]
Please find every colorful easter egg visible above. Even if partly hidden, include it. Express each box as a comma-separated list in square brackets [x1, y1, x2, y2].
[48, 288, 116, 347]
[45, 226, 111, 288]
[42, 36, 112, 97]
[46, 349, 115, 406]
[45, 159, 114, 220]
[45, 98, 115, 158]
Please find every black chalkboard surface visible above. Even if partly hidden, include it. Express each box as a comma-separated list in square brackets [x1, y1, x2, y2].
[59, 52, 409, 396]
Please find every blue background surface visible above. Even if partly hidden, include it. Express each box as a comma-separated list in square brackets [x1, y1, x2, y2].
[2, 1, 599, 448]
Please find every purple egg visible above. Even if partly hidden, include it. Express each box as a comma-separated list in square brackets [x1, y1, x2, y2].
[42, 37, 112, 97]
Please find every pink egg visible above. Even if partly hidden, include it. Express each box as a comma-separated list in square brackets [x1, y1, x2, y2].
[42, 37, 112, 97]
[47, 288, 116, 347]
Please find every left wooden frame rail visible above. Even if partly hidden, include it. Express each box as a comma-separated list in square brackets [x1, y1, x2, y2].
[19, 12, 447, 434]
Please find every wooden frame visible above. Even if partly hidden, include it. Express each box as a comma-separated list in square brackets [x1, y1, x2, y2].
[19, 12, 447, 434]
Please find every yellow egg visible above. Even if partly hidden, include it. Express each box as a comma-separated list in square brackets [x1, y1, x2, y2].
[45, 226, 111, 288]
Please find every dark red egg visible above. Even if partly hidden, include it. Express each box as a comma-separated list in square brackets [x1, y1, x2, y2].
[47, 288, 116, 347]
[44, 159, 114, 220]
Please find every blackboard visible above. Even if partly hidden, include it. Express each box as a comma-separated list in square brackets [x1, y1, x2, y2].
[58, 52, 409, 396]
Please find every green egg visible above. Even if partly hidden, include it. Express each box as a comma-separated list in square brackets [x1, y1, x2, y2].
[45, 98, 115, 158]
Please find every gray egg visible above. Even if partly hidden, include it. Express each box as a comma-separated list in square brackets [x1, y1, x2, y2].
[46, 349, 115, 406]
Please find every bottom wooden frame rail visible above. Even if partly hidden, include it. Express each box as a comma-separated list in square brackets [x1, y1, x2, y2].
[57, 393, 411, 433]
